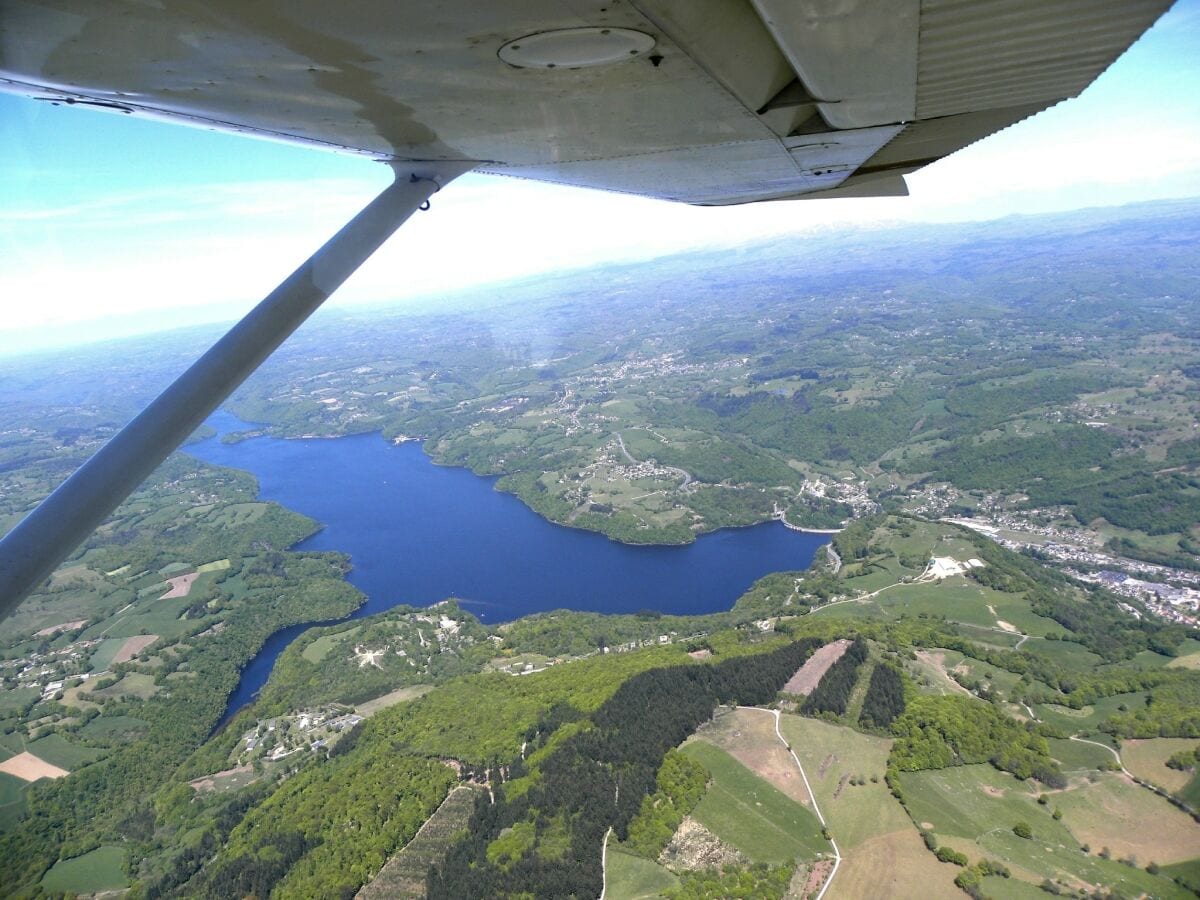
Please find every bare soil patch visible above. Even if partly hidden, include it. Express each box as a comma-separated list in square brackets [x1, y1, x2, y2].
[112, 634, 158, 665]
[784, 639, 851, 695]
[802, 858, 835, 899]
[981, 785, 1005, 798]
[0, 752, 69, 782]
[355, 684, 435, 718]
[913, 650, 974, 697]
[188, 765, 254, 793]
[694, 708, 812, 806]
[34, 619, 87, 638]
[659, 817, 746, 873]
[818, 754, 836, 779]
[159, 573, 198, 599]
[688, 648, 712, 660]
[832, 773, 849, 800]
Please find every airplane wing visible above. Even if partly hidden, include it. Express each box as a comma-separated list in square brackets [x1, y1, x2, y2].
[0, 0, 1172, 205]
[0, 0, 1173, 617]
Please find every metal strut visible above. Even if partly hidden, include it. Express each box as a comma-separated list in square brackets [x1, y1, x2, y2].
[0, 160, 474, 622]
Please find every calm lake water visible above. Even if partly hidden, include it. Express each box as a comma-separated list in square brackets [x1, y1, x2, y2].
[190, 411, 829, 720]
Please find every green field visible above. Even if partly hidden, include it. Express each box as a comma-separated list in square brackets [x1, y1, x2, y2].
[41, 845, 128, 894]
[777, 715, 905, 849]
[79, 715, 150, 743]
[681, 740, 829, 865]
[1054, 772, 1200, 865]
[0, 771, 29, 831]
[1031, 692, 1148, 734]
[899, 765, 1192, 898]
[302, 625, 362, 663]
[899, 765, 1066, 846]
[95, 671, 160, 701]
[204, 501, 270, 527]
[88, 637, 127, 672]
[843, 578, 1060, 641]
[1023, 639, 1103, 671]
[0, 687, 39, 713]
[606, 847, 679, 900]
[26, 733, 107, 770]
[1045, 738, 1110, 772]
[0, 732, 27, 758]
[104, 590, 207, 639]
[1121, 738, 1198, 794]
[1164, 858, 1200, 894]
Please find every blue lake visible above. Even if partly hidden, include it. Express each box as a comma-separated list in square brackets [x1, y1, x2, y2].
[190, 411, 829, 719]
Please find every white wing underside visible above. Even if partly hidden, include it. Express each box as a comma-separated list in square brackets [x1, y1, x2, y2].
[0, 0, 1171, 204]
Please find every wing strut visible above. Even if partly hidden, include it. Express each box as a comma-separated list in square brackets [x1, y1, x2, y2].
[0, 160, 474, 622]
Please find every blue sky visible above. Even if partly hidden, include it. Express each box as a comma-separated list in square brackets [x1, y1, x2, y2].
[1, 2, 1197, 352]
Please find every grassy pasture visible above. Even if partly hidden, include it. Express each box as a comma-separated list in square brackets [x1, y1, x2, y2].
[1023, 639, 1103, 671]
[0, 771, 29, 831]
[1164, 858, 1200, 894]
[975, 875, 1045, 899]
[0, 687, 39, 713]
[680, 740, 829, 865]
[104, 587, 209, 640]
[900, 764, 1193, 898]
[41, 845, 128, 895]
[906, 649, 977, 698]
[1121, 738, 1197, 794]
[1032, 692, 1147, 734]
[95, 672, 160, 702]
[1165, 637, 1200, 672]
[777, 715, 905, 848]
[899, 765, 1071, 844]
[974, 829, 1191, 899]
[0, 733, 27, 758]
[1168, 652, 1200, 670]
[79, 715, 150, 743]
[857, 579, 1055, 638]
[694, 707, 812, 806]
[88, 637, 126, 672]
[204, 501, 270, 527]
[1181, 773, 1200, 809]
[605, 847, 679, 900]
[355, 684, 435, 717]
[1046, 738, 1110, 772]
[1054, 772, 1200, 864]
[828, 828, 961, 900]
[301, 625, 362, 663]
[27, 733, 106, 770]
